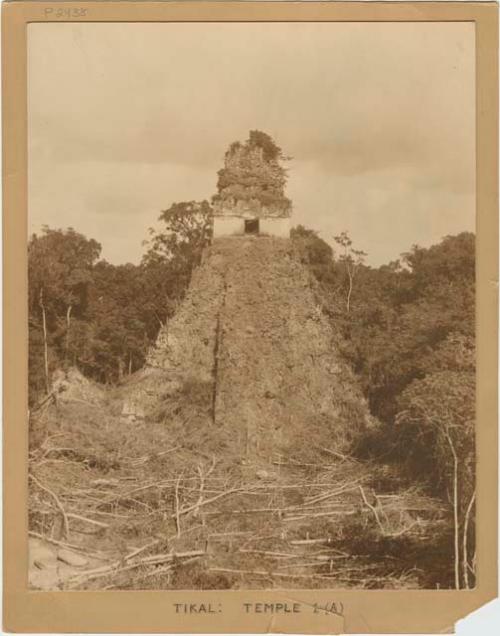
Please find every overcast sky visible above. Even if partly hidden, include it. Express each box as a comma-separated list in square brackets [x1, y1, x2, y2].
[28, 22, 475, 266]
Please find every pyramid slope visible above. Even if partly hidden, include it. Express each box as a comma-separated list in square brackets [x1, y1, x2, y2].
[146, 236, 374, 460]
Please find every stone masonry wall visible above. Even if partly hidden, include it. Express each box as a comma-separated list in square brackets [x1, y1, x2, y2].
[145, 237, 374, 461]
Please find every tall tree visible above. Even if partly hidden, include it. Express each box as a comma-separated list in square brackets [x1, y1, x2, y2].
[395, 361, 475, 589]
[28, 227, 101, 397]
[142, 200, 213, 320]
[333, 231, 367, 313]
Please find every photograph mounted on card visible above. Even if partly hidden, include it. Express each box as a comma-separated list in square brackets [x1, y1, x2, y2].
[3, 1, 498, 634]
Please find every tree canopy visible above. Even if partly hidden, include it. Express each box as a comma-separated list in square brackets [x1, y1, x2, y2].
[247, 129, 283, 161]
[28, 203, 212, 401]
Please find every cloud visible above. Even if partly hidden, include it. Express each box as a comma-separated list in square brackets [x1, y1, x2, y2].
[28, 21, 475, 266]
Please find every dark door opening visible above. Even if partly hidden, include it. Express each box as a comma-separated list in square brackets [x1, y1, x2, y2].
[245, 218, 259, 234]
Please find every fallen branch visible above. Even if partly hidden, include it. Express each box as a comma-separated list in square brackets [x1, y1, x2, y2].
[204, 506, 296, 516]
[105, 555, 204, 590]
[239, 549, 349, 562]
[306, 479, 367, 506]
[31, 390, 57, 413]
[290, 538, 338, 547]
[104, 565, 173, 590]
[315, 446, 359, 463]
[174, 486, 244, 518]
[272, 460, 337, 468]
[66, 513, 110, 529]
[386, 520, 420, 538]
[67, 550, 205, 588]
[29, 473, 70, 539]
[128, 446, 181, 467]
[358, 485, 386, 534]
[284, 510, 357, 522]
[28, 531, 113, 563]
[277, 561, 329, 570]
[239, 549, 302, 559]
[124, 539, 161, 562]
[141, 550, 204, 564]
[208, 567, 337, 581]
[209, 531, 252, 538]
[68, 560, 154, 588]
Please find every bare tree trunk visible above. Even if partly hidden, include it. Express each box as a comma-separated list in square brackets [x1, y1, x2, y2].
[154, 311, 165, 329]
[346, 268, 353, 313]
[174, 474, 182, 538]
[445, 430, 460, 589]
[128, 353, 132, 376]
[118, 358, 124, 382]
[39, 288, 50, 394]
[65, 305, 72, 363]
[462, 490, 476, 589]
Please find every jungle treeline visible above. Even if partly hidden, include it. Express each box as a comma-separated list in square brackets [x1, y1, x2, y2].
[28, 206, 475, 588]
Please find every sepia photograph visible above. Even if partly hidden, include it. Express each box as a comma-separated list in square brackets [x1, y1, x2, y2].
[26, 19, 477, 593]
